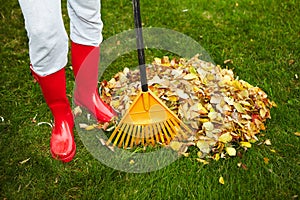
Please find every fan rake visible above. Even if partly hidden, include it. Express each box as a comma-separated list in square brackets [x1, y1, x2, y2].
[106, 0, 193, 148]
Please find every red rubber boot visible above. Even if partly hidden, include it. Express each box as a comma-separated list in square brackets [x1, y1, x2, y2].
[71, 41, 115, 123]
[31, 68, 76, 162]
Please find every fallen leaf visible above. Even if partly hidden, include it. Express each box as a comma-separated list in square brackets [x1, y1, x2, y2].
[196, 158, 209, 165]
[19, 158, 30, 165]
[203, 122, 214, 132]
[79, 123, 89, 129]
[181, 152, 190, 157]
[219, 176, 225, 185]
[85, 125, 97, 131]
[237, 162, 248, 170]
[37, 122, 53, 128]
[264, 139, 272, 146]
[129, 159, 135, 165]
[218, 132, 233, 143]
[183, 73, 198, 80]
[233, 102, 246, 113]
[226, 147, 237, 156]
[264, 157, 269, 164]
[73, 106, 82, 116]
[31, 114, 37, 123]
[197, 151, 203, 158]
[196, 140, 211, 154]
[169, 141, 182, 151]
[294, 132, 300, 137]
[214, 153, 220, 161]
[99, 138, 106, 146]
[107, 145, 115, 152]
[176, 89, 189, 99]
[240, 141, 252, 148]
[224, 59, 233, 65]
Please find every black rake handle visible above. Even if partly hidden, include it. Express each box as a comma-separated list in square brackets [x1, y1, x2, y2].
[132, 0, 148, 92]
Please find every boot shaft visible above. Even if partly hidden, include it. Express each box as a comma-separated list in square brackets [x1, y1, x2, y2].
[31, 68, 72, 120]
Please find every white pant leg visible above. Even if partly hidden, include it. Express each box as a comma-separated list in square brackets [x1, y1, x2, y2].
[19, 0, 68, 76]
[67, 0, 103, 47]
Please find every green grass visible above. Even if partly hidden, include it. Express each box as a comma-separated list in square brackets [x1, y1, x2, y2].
[1, 0, 299, 199]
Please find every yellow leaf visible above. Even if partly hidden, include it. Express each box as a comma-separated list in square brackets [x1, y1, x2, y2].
[232, 80, 244, 90]
[233, 102, 246, 113]
[85, 125, 96, 131]
[214, 153, 220, 161]
[226, 147, 237, 156]
[168, 95, 178, 102]
[260, 108, 267, 118]
[196, 158, 209, 165]
[154, 57, 162, 64]
[197, 151, 203, 158]
[181, 152, 190, 157]
[129, 159, 135, 165]
[240, 142, 252, 148]
[249, 139, 258, 143]
[198, 103, 208, 114]
[218, 132, 233, 143]
[219, 176, 225, 185]
[183, 73, 198, 80]
[270, 149, 276, 153]
[271, 101, 277, 107]
[169, 141, 182, 151]
[189, 66, 197, 75]
[294, 132, 300, 137]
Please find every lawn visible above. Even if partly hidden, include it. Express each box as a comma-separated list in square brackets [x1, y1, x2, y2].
[0, 0, 299, 199]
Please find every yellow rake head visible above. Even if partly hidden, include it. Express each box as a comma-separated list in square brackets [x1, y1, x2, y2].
[106, 89, 192, 148]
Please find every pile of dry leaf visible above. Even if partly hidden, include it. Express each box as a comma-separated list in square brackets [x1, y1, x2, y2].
[98, 54, 276, 160]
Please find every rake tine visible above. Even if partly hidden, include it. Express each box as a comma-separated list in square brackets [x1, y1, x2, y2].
[124, 124, 134, 149]
[148, 125, 155, 146]
[135, 125, 141, 145]
[168, 118, 184, 141]
[156, 123, 165, 144]
[170, 118, 189, 139]
[163, 120, 175, 140]
[113, 123, 126, 146]
[111, 122, 126, 146]
[160, 122, 171, 144]
[145, 125, 150, 146]
[130, 124, 138, 148]
[118, 123, 131, 148]
[107, 122, 121, 146]
[141, 126, 145, 146]
[152, 123, 159, 144]
[166, 118, 180, 140]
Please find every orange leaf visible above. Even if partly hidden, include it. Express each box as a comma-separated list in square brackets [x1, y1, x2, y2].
[263, 157, 269, 164]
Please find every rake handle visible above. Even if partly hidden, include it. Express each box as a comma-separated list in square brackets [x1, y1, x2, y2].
[133, 0, 148, 92]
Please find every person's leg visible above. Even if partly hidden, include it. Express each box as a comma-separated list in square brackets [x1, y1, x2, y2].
[67, 0, 115, 122]
[19, 0, 76, 162]
[19, 0, 68, 76]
